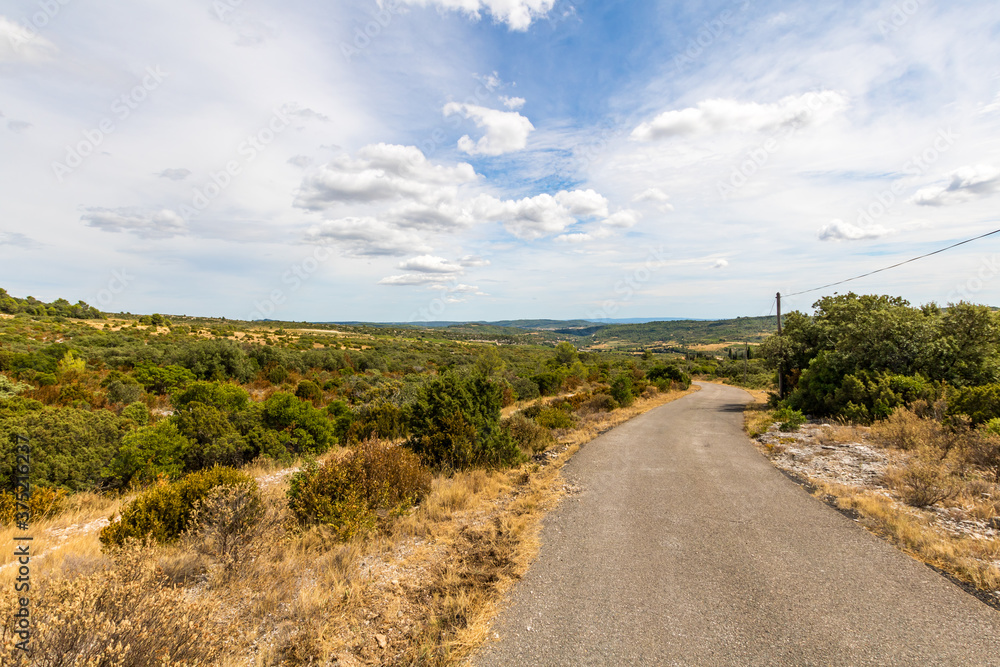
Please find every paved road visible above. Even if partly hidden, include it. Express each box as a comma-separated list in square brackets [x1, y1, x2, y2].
[474, 383, 1000, 666]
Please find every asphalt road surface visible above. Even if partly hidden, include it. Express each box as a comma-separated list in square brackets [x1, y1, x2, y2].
[474, 382, 1000, 666]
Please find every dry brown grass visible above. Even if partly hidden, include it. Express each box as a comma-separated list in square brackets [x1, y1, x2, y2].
[742, 388, 774, 438]
[1, 386, 699, 665]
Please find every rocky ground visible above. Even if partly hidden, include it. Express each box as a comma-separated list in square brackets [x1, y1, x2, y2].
[755, 421, 1000, 552]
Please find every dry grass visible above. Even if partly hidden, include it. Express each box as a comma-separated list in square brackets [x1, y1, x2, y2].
[809, 480, 1000, 599]
[742, 388, 774, 438]
[1, 386, 699, 665]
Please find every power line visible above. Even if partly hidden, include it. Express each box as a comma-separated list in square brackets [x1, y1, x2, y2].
[784, 225, 1000, 298]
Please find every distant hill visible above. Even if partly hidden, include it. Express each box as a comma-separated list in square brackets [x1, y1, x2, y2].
[323, 315, 779, 348]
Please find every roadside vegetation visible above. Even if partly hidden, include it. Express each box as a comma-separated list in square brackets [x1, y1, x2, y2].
[743, 293, 1000, 607]
[0, 288, 695, 664]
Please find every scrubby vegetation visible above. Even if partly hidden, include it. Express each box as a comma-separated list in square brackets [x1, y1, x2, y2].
[0, 286, 702, 664]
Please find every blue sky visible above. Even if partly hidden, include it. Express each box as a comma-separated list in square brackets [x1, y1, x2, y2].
[1, 0, 999, 322]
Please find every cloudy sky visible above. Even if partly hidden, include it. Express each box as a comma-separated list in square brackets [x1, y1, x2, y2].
[2, 0, 999, 321]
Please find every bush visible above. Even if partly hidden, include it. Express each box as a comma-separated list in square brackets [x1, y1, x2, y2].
[502, 414, 554, 455]
[949, 383, 1000, 424]
[106, 379, 144, 405]
[100, 466, 256, 547]
[0, 543, 220, 664]
[172, 381, 249, 412]
[186, 481, 265, 564]
[0, 406, 127, 491]
[531, 371, 562, 396]
[407, 374, 524, 470]
[883, 448, 959, 507]
[121, 401, 149, 426]
[774, 407, 806, 432]
[133, 363, 195, 394]
[872, 407, 951, 451]
[287, 439, 431, 538]
[577, 393, 618, 414]
[534, 406, 576, 429]
[295, 379, 324, 404]
[104, 420, 191, 488]
[261, 391, 337, 454]
[610, 374, 635, 408]
[0, 486, 68, 526]
[511, 376, 540, 401]
[971, 419, 1000, 482]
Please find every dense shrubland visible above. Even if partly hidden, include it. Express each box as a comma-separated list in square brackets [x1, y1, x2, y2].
[0, 290, 702, 664]
[0, 292, 691, 514]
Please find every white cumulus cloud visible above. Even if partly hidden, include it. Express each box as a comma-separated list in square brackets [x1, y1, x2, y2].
[295, 144, 477, 208]
[631, 91, 848, 141]
[818, 219, 894, 242]
[393, 0, 556, 30]
[603, 209, 641, 228]
[443, 103, 534, 156]
[500, 95, 526, 110]
[398, 255, 463, 273]
[911, 165, 1000, 206]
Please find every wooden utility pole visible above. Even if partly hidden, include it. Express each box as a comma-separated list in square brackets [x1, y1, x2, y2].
[776, 292, 783, 399]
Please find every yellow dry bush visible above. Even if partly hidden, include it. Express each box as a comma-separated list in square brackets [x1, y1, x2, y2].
[883, 447, 961, 507]
[0, 487, 69, 526]
[0, 541, 221, 665]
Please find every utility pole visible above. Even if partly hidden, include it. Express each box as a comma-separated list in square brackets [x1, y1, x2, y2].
[776, 292, 783, 399]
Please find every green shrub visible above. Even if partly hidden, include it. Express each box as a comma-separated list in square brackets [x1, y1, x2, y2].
[531, 371, 562, 396]
[406, 374, 525, 470]
[287, 439, 431, 538]
[104, 420, 191, 488]
[774, 407, 806, 432]
[295, 379, 324, 404]
[511, 376, 540, 401]
[610, 374, 635, 407]
[0, 406, 127, 491]
[121, 401, 149, 426]
[106, 379, 144, 405]
[502, 414, 554, 455]
[172, 381, 249, 412]
[100, 466, 256, 548]
[534, 406, 576, 429]
[949, 383, 1000, 425]
[133, 363, 195, 394]
[261, 392, 336, 454]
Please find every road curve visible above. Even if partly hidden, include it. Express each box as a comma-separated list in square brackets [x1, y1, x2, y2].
[474, 382, 1000, 666]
